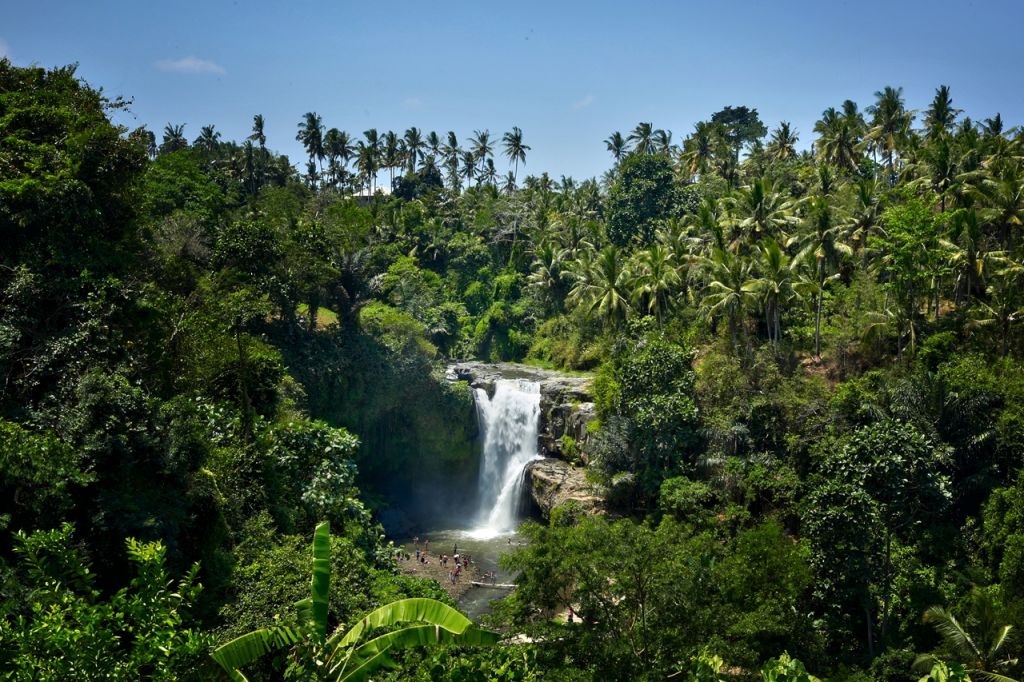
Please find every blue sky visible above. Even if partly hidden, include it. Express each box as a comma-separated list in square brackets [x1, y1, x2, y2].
[4, 0, 1022, 181]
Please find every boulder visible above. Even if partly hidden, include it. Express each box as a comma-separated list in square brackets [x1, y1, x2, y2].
[525, 458, 604, 518]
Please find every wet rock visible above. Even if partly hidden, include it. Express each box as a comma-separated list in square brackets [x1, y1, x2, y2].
[525, 458, 604, 518]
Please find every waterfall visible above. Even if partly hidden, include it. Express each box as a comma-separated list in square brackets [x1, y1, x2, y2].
[470, 379, 541, 537]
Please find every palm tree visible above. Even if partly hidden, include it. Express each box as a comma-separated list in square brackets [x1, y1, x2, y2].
[742, 238, 805, 343]
[605, 131, 628, 163]
[211, 523, 498, 681]
[815, 108, 861, 173]
[403, 127, 425, 174]
[790, 196, 852, 357]
[569, 245, 632, 326]
[767, 122, 799, 162]
[361, 128, 381, 193]
[728, 177, 798, 243]
[426, 131, 441, 159]
[628, 122, 655, 155]
[502, 126, 530, 182]
[482, 158, 498, 187]
[943, 208, 989, 304]
[653, 128, 673, 156]
[502, 171, 517, 196]
[324, 129, 353, 188]
[867, 86, 914, 183]
[382, 131, 402, 187]
[680, 121, 723, 179]
[460, 150, 477, 189]
[845, 178, 884, 268]
[916, 590, 1019, 682]
[629, 243, 681, 323]
[470, 129, 493, 177]
[924, 85, 961, 139]
[249, 114, 267, 151]
[699, 248, 754, 352]
[160, 123, 188, 153]
[297, 112, 326, 174]
[193, 124, 221, 156]
[528, 241, 570, 312]
[977, 163, 1024, 251]
[968, 259, 1024, 357]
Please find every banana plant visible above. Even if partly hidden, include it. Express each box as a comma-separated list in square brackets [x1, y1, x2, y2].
[211, 522, 499, 681]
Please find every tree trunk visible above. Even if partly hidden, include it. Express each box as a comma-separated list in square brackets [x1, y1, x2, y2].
[814, 288, 823, 358]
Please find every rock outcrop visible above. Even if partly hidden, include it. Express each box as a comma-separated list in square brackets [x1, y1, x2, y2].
[525, 457, 604, 518]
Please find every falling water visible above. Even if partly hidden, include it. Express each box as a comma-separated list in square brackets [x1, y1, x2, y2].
[470, 379, 542, 538]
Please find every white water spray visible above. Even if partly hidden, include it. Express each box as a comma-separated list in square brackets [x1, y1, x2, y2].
[470, 379, 541, 538]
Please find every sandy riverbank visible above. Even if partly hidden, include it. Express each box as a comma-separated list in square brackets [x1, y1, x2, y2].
[397, 546, 481, 600]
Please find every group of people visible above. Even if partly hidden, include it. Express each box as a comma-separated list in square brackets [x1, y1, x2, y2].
[403, 537, 478, 587]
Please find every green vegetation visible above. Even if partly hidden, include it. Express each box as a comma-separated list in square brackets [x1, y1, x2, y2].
[2, 58, 1024, 680]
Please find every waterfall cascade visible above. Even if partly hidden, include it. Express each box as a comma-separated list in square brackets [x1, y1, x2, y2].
[470, 379, 541, 538]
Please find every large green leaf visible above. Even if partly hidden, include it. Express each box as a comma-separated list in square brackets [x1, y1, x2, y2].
[331, 624, 500, 681]
[327, 598, 475, 651]
[324, 598, 500, 679]
[310, 521, 331, 638]
[210, 626, 303, 682]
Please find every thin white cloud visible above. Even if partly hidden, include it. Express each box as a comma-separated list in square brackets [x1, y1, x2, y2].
[402, 96, 423, 110]
[573, 94, 595, 110]
[155, 56, 225, 76]
[0, 39, 10, 59]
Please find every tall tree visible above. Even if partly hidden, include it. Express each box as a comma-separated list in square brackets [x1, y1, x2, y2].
[502, 126, 530, 182]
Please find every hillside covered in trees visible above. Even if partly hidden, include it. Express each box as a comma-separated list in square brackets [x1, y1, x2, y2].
[2, 58, 1024, 680]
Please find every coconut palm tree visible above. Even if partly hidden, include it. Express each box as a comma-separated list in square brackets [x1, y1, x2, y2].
[382, 131, 402, 188]
[943, 208, 989, 304]
[605, 131, 628, 163]
[248, 114, 267, 150]
[728, 177, 798, 244]
[629, 243, 681, 323]
[297, 112, 326, 173]
[653, 128, 673, 156]
[815, 108, 861, 174]
[569, 245, 632, 326]
[470, 129, 493, 176]
[360, 129, 381, 193]
[426, 131, 441, 159]
[845, 178, 884, 268]
[924, 85, 961, 139]
[680, 121, 724, 179]
[628, 122, 655, 155]
[460, 150, 477, 189]
[699, 248, 754, 352]
[742, 238, 805, 343]
[403, 127, 425, 174]
[160, 123, 188, 153]
[502, 126, 530, 182]
[211, 523, 497, 682]
[528, 241, 570, 312]
[767, 122, 799, 162]
[916, 590, 1019, 682]
[193, 124, 221, 157]
[867, 86, 914, 183]
[790, 196, 852, 357]
[324, 129, 353, 188]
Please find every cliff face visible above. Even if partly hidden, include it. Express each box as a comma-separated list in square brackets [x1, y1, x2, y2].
[447, 362, 602, 518]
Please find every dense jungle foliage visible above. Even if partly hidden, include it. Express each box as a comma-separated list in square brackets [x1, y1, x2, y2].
[2, 59, 1024, 680]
